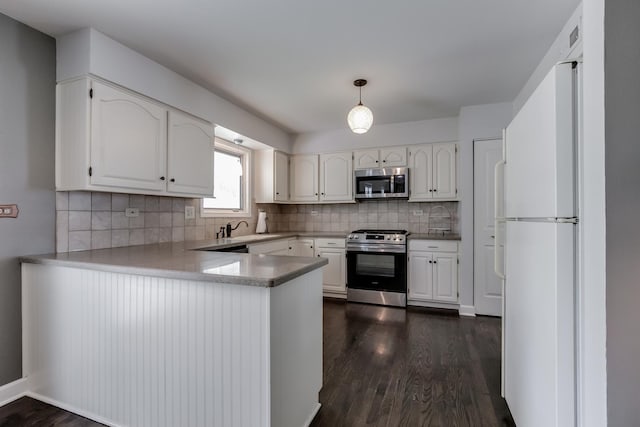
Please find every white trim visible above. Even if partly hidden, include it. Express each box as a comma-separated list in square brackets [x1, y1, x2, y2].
[0, 377, 29, 407]
[25, 392, 122, 427]
[201, 137, 253, 218]
[458, 305, 477, 317]
[303, 403, 322, 427]
[407, 300, 459, 311]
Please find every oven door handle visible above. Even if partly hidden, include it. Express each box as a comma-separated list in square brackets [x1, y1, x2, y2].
[346, 246, 407, 254]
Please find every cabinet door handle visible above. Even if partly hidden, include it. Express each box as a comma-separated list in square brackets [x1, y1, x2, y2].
[160, 176, 165, 181]
[433, 260, 437, 264]
[375, 160, 379, 163]
[276, 192, 280, 195]
[310, 246, 313, 249]
[170, 178, 175, 182]
[382, 160, 386, 163]
[321, 192, 324, 195]
[315, 193, 318, 196]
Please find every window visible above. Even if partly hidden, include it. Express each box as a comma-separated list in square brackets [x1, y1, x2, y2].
[202, 138, 251, 217]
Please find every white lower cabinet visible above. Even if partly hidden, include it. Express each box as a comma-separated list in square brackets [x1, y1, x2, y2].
[289, 238, 314, 257]
[314, 238, 346, 297]
[408, 240, 459, 306]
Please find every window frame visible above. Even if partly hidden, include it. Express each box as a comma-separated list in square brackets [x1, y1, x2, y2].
[201, 138, 252, 218]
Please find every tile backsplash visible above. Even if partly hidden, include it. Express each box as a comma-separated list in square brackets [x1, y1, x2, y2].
[56, 191, 261, 252]
[56, 192, 458, 252]
[261, 200, 459, 235]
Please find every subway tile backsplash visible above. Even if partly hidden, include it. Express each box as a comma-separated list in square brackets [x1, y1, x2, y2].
[56, 191, 458, 252]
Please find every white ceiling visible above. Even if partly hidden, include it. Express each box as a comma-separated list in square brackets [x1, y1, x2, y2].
[0, 0, 579, 134]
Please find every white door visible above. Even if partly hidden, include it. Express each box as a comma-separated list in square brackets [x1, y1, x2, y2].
[432, 143, 457, 199]
[353, 149, 379, 169]
[408, 252, 433, 300]
[474, 138, 503, 316]
[90, 81, 166, 191]
[167, 111, 214, 196]
[408, 144, 433, 200]
[433, 253, 458, 302]
[290, 155, 319, 202]
[289, 239, 314, 257]
[319, 152, 353, 202]
[274, 151, 289, 202]
[505, 221, 575, 427]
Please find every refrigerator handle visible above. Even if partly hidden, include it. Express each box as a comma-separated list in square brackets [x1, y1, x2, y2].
[494, 154, 506, 280]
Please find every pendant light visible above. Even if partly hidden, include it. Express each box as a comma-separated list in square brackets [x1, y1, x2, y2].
[347, 79, 373, 134]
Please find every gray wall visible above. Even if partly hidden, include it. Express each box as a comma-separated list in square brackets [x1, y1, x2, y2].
[605, 0, 640, 424]
[0, 14, 56, 386]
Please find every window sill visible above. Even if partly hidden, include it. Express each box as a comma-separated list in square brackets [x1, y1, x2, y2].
[200, 209, 252, 218]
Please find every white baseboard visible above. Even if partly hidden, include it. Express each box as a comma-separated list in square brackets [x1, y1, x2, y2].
[458, 305, 477, 317]
[25, 392, 122, 427]
[304, 402, 322, 427]
[0, 377, 28, 407]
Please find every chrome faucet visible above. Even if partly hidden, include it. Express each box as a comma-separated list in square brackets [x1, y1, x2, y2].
[226, 221, 249, 237]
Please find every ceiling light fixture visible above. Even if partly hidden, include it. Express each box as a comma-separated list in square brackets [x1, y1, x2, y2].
[347, 79, 373, 134]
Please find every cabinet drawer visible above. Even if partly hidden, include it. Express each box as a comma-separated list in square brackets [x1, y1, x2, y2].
[315, 238, 346, 249]
[408, 240, 458, 252]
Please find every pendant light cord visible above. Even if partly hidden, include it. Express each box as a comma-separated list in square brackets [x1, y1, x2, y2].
[359, 85, 363, 106]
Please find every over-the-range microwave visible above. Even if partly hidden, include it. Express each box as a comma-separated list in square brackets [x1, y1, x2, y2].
[354, 167, 409, 200]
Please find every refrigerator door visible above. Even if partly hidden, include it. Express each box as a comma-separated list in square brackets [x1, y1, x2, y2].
[504, 63, 575, 218]
[504, 221, 575, 427]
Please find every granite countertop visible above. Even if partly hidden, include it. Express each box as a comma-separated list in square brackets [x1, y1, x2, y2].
[407, 233, 461, 241]
[20, 241, 328, 288]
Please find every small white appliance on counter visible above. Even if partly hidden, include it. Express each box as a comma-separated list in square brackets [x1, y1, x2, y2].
[495, 60, 581, 427]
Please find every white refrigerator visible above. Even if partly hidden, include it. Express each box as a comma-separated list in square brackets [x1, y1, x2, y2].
[495, 61, 580, 427]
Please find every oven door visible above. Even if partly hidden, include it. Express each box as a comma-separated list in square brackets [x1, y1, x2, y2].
[346, 249, 407, 293]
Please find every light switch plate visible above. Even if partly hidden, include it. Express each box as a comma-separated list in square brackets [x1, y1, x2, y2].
[185, 206, 196, 220]
[412, 210, 424, 216]
[0, 204, 19, 218]
[310, 210, 319, 216]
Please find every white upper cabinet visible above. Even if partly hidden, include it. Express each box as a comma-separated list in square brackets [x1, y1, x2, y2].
[353, 149, 379, 169]
[319, 152, 353, 202]
[379, 147, 407, 167]
[409, 142, 457, 201]
[290, 155, 319, 202]
[274, 151, 290, 202]
[255, 150, 289, 203]
[167, 110, 214, 196]
[90, 81, 167, 192]
[56, 77, 215, 197]
[432, 143, 457, 199]
[354, 147, 407, 169]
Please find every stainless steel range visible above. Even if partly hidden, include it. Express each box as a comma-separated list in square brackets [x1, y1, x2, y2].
[346, 229, 408, 307]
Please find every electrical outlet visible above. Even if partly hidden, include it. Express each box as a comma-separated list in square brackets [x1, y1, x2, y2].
[412, 209, 424, 216]
[310, 210, 319, 216]
[125, 208, 140, 218]
[0, 204, 18, 218]
[185, 206, 196, 220]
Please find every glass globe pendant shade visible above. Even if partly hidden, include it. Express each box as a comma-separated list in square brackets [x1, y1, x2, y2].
[347, 103, 373, 134]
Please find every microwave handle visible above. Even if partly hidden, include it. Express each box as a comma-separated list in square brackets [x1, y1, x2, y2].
[390, 175, 395, 193]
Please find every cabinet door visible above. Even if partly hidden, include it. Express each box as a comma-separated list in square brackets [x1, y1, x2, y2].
[409, 145, 433, 200]
[167, 111, 214, 196]
[290, 155, 319, 202]
[408, 252, 433, 300]
[320, 152, 353, 202]
[90, 81, 166, 191]
[380, 147, 407, 167]
[353, 149, 379, 169]
[274, 151, 289, 202]
[316, 248, 346, 293]
[433, 253, 458, 302]
[433, 143, 457, 199]
[289, 239, 314, 257]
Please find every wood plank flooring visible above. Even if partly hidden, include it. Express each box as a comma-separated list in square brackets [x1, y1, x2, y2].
[311, 300, 515, 427]
[0, 300, 514, 427]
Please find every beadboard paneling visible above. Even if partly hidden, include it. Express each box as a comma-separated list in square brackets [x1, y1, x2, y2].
[22, 264, 270, 427]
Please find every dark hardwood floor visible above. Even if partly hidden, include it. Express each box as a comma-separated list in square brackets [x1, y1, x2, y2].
[0, 300, 514, 427]
[311, 300, 515, 427]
